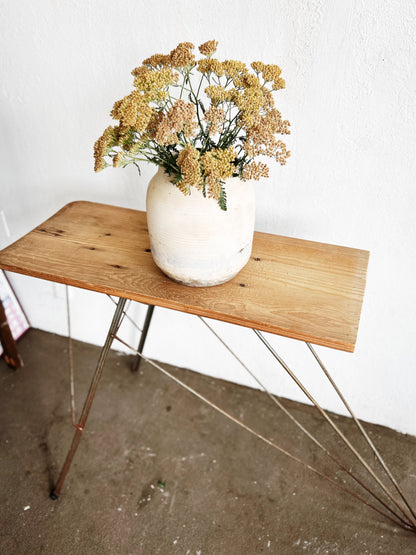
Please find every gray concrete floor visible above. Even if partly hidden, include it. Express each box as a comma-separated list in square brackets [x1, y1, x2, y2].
[1, 329, 416, 554]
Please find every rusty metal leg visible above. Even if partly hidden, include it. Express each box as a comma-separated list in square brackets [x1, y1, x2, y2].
[50, 297, 127, 499]
[131, 304, 154, 372]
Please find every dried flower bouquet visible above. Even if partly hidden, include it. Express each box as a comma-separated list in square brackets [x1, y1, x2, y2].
[94, 40, 290, 210]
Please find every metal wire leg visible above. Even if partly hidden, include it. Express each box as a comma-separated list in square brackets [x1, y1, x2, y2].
[198, 318, 413, 528]
[111, 333, 416, 532]
[50, 297, 127, 499]
[132, 304, 155, 372]
[305, 341, 416, 523]
[254, 329, 416, 529]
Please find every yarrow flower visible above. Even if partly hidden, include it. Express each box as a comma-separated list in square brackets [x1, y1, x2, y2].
[170, 42, 195, 67]
[197, 58, 224, 77]
[243, 108, 291, 161]
[94, 40, 290, 210]
[177, 145, 202, 194]
[110, 91, 155, 132]
[222, 60, 247, 79]
[205, 85, 233, 105]
[154, 99, 198, 145]
[201, 147, 237, 201]
[131, 66, 178, 99]
[242, 161, 269, 180]
[142, 53, 171, 68]
[199, 40, 218, 57]
[204, 105, 226, 136]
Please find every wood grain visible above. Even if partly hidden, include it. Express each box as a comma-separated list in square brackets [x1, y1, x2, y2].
[0, 201, 369, 352]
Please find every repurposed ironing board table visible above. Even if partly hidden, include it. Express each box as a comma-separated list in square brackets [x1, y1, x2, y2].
[1, 201, 414, 531]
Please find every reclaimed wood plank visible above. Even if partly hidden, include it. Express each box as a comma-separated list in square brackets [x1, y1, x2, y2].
[0, 201, 369, 352]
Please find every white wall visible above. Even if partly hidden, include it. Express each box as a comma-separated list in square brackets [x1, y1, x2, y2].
[1, 1, 416, 435]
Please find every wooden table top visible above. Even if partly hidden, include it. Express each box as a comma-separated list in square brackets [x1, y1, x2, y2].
[0, 201, 369, 352]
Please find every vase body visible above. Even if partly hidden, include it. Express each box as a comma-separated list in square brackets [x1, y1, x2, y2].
[146, 167, 255, 286]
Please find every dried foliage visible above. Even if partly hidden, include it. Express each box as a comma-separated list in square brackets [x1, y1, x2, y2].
[94, 40, 290, 210]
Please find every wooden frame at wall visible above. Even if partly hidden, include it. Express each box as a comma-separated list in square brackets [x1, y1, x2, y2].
[0, 270, 30, 368]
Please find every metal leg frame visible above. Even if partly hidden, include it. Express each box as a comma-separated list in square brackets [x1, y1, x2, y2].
[253, 329, 416, 531]
[53, 298, 416, 534]
[132, 304, 155, 372]
[112, 327, 416, 532]
[108, 296, 154, 371]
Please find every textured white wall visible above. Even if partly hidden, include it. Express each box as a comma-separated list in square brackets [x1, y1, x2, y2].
[1, 1, 416, 435]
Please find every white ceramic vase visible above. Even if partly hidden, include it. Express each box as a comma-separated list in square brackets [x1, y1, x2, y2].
[146, 167, 255, 287]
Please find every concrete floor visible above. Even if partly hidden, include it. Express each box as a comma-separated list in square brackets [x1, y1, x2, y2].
[1, 329, 416, 554]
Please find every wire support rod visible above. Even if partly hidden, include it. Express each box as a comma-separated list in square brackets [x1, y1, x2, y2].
[66, 285, 76, 427]
[306, 341, 416, 524]
[254, 329, 416, 529]
[111, 333, 415, 533]
[198, 317, 413, 529]
[107, 295, 141, 333]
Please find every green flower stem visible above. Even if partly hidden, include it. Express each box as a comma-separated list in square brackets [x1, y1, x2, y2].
[196, 73, 205, 99]
[187, 71, 210, 135]
[217, 110, 243, 149]
[178, 68, 188, 99]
